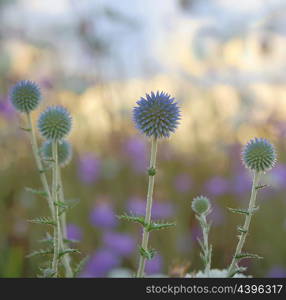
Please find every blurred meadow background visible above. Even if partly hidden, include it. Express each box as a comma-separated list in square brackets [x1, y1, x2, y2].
[1, 0, 286, 278]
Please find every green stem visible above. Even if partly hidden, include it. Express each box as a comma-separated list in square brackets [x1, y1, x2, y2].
[26, 113, 54, 218]
[58, 168, 73, 277]
[52, 141, 60, 277]
[136, 137, 158, 278]
[201, 214, 211, 276]
[227, 171, 261, 277]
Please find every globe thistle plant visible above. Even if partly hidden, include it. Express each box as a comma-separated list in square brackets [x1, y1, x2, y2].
[42, 140, 73, 167]
[119, 91, 180, 278]
[10, 80, 41, 113]
[133, 91, 181, 139]
[192, 196, 212, 277]
[227, 138, 277, 277]
[38, 106, 72, 141]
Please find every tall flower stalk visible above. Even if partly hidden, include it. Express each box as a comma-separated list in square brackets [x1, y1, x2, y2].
[38, 105, 72, 277]
[192, 196, 212, 277]
[119, 91, 181, 277]
[227, 138, 276, 277]
[136, 136, 158, 277]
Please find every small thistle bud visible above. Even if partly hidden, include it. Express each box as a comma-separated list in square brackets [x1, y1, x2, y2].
[10, 80, 41, 113]
[38, 106, 72, 140]
[192, 196, 211, 215]
[242, 138, 276, 172]
[41, 140, 72, 167]
[133, 91, 181, 138]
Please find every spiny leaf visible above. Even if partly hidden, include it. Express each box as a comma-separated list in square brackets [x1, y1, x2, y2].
[19, 126, 31, 132]
[235, 252, 263, 260]
[28, 217, 55, 226]
[117, 213, 146, 226]
[25, 187, 48, 197]
[237, 226, 247, 233]
[73, 256, 89, 278]
[38, 268, 55, 278]
[229, 266, 247, 278]
[26, 248, 53, 258]
[58, 248, 80, 259]
[255, 184, 268, 190]
[228, 207, 250, 215]
[147, 221, 176, 232]
[139, 246, 156, 260]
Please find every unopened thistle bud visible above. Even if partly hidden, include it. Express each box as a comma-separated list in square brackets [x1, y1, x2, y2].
[41, 140, 72, 167]
[10, 80, 41, 113]
[38, 106, 72, 141]
[242, 138, 276, 172]
[192, 196, 211, 215]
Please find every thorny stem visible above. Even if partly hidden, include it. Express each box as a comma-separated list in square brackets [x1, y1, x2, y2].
[52, 141, 60, 277]
[58, 167, 73, 277]
[136, 137, 158, 278]
[26, 113, 54, 218]
[200, 214, 211, 277]
[227, 171, 261, 277]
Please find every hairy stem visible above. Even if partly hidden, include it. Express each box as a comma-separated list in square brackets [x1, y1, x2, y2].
[52, 141, 61, 277]
[200, 214, 211, 276]
[136, 137, 158, 278]
[26, 113, 54, 218]
[227, 171, 261, 277]
[58, 167, 73, 277]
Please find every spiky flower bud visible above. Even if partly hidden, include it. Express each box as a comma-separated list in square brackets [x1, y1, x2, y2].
[38, 106, 72, 140]
[192, 196, 211, 215]
[133, 91, 181, 138]
[242, 138, 276, 172]
[10, 80, 41, 113]
[41, 140, 72, 167]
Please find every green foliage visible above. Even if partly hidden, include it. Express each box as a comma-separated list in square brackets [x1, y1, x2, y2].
[146, 221, 176, 232]
[58, 248, 80, 259]
[28, 217, 56, 226]
[235, 252, 263, 260]
[139, 246, 156, 260]
[117, 213, 146, 226]
[26, 248, 53, 258]
[25, 187, 48, 198]
[73, 256, 89, 278]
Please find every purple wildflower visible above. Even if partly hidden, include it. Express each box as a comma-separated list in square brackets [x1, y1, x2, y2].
[90, 201, 117, 229]
[78, 153, 101, 184]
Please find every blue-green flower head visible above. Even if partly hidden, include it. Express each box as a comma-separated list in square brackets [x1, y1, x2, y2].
[133, 91, 181, 138]
[38, 106, 72, 141]
[10, 80, 41, 113]
[242, 138, 276, 172]
[41, 140, 72, 167]
[192, 196, 211, 215]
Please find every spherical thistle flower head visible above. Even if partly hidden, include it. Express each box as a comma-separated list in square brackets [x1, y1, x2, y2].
[38, 106, 72, 140]
[192, 196, 211, 215]
[133, 91, 181, 138]
[242, 138, 276, 173]
[41, 139, 72, 167]
[10, 80, 41, 113]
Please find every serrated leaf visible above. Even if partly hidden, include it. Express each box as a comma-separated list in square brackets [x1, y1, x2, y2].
[237, 226, 247, 233]
[147, 221, 176, 232]
[228, 207, 250, 215]
[117, 213, 146, 226]
[19, 126, 31, 132]
[26, 248, 53, 258]
[228, 266, 247, 278]
[73, 256, 89, 278]
[25, 187, 48, 197]
[58, 248, 80, 259]
[28, 217, 56, 226]
[38, 268, 55, 278]
[139, 246, 156, 260]
[235, 252, 263, 260]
